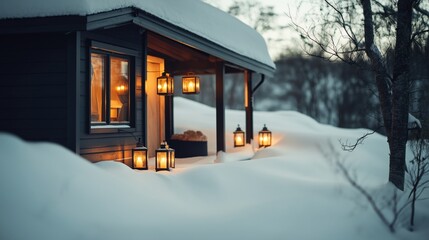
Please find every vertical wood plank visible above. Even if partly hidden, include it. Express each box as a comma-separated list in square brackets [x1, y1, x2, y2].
[66, 31, 81, 153]
[141, 30, 148, 147]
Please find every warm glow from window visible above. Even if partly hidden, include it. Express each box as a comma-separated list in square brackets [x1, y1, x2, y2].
[90, 53, 106, 123]
[90, 51, 131, 126]
[110, 57, 129, 123]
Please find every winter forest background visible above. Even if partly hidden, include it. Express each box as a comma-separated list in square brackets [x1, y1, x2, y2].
[177, 0, 429, 137]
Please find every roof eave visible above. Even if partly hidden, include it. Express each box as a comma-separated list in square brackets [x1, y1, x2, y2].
[132, 10, 275, 76]
[0, 7, 275, 76]
[87, 8, 274, 76]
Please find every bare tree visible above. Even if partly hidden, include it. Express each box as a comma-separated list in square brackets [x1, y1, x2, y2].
[407, 136, 429, 231]
[323, 143, 408, 233]
[290, 0, 429, 190]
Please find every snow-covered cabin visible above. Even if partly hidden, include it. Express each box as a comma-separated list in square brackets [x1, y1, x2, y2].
[0, 0, 275, 164]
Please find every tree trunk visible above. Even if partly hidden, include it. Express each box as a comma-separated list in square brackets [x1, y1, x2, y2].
[389, 0, 413, 190]
[361, 0, 393, 139]
[361, 0, 414, 190]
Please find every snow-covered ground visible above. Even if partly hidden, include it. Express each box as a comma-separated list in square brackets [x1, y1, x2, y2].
[1, 97, 428, 240]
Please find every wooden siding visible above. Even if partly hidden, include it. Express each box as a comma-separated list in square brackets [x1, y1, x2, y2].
[0, 33, 69, 145]
[78, 25, 145, 166]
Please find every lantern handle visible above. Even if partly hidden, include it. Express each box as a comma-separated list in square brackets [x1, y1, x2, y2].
[136, 138, 144, 147]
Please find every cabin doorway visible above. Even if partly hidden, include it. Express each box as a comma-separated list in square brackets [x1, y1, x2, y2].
[146, 55, 166, 157]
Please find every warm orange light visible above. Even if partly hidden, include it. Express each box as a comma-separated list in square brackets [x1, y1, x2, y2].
[258, 124, 272, 148]
[233, 124, 245, 147]
[116, 85, 126, 92]
[132, 138, 148, 170]
[157, 72, 174, 95]
[182, 74, 200, 94]
[136, 156, 143, 166]
[165, 142, 175, 168]
[236, 136, 243, 145]
[159, 155, 168, 169]
[155, 141, 171, 171]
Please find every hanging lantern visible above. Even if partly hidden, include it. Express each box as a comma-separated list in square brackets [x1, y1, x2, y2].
[166, 142, 175, 168]
[182, 73, 200, 94]
[132, 138, 148, 170]
[258, 124, 272, 148]
[155, 141, 170, 171]
[157, 72, 174, 95]
[233, 124, 245, 147]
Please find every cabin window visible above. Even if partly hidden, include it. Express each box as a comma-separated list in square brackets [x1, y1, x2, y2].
[90, 44, 135, 130]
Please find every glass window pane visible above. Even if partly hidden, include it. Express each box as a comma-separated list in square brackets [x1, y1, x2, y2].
[110, 57, 130, 123]
[90, 53, 106, 123]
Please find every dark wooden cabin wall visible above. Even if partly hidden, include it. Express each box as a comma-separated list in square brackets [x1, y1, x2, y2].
[79, 25, 145, 166]
[0, 33, 69, 145]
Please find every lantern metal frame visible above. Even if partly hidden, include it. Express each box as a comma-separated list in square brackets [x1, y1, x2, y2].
[168, 148, 175, 168]
[182, 73, 200, 94]
[233, 124, 245, 147]
[165, 141, 175, 168]
[155, 142, 171, 171]
[132, 138, 148, 170]
[157, 72, 174, 95]
[258, 124, 272, 148]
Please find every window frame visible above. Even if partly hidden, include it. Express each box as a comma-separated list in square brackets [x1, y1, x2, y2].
[88, 41, 137, 134]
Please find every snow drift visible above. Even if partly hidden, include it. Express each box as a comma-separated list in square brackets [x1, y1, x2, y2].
[0, 97, 428, 240]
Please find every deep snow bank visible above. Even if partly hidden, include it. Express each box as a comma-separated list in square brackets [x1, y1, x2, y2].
[1, 97, 428, 240]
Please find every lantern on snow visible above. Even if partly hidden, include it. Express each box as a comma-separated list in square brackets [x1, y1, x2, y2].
[233, 124, 245, 147]
[258, 124, 272, 148]
[166, 142, 175, 168]
[155, 141, 170, 171]
[132, 138, 148, 170]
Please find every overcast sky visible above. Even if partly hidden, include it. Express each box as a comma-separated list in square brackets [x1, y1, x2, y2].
[203, 0, 318, 59]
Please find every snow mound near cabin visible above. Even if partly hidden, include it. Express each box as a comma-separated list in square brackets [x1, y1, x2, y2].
[1, 98, 429, 240]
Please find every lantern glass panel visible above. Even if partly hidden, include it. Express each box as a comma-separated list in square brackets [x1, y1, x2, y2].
[169, 149, 175, 168]
[157, 73, 174, 95]
[182, 76, 200, 94]
[233, 125, 245, 147]
[156, 150, 170, 171]
[132, 147, 148, 170]
[234, 132, 245, 147]
[258, 125, 272, 148]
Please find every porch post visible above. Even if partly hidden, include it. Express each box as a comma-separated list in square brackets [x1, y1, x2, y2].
[165, 95, 174, 140]
[216, 62, 225, 152]
[141, 30, 148, 147]
[244, 70, 253, 144]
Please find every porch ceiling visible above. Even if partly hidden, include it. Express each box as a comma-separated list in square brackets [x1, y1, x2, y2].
[147, 32, 241, 75]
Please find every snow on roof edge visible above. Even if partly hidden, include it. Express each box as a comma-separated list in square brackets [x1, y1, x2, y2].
[0, 0, 275, 70]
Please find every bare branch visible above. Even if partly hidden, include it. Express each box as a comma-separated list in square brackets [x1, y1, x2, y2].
[414, 3, 429, 17]
[339, 126, 383, 152]
[324, 0, 359, 47]
[323, 143, 398, 232]
[411, 29, 429, 42]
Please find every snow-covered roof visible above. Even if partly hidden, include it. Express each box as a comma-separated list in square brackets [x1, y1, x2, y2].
[0, 0, 275, 71]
